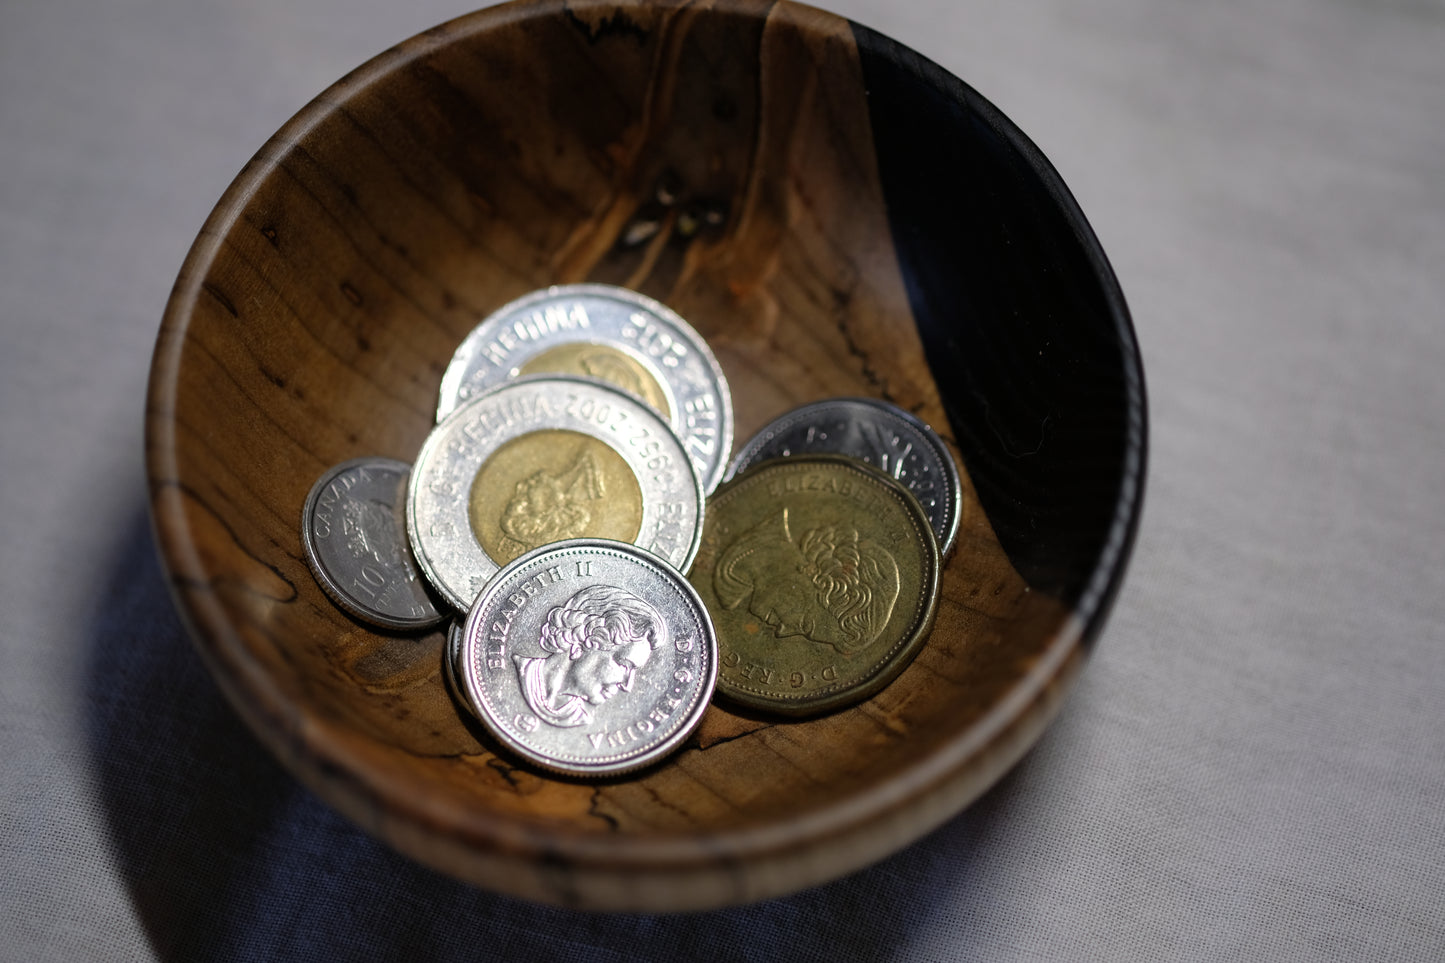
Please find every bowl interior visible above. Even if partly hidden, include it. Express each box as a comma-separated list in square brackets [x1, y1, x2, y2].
[147, 0, 1144, 911]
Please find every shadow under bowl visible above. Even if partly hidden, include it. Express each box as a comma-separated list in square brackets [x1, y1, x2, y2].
[145, 0, 1146, 911]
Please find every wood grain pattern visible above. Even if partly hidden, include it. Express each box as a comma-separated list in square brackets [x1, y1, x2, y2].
[146, 0, 1138, 910]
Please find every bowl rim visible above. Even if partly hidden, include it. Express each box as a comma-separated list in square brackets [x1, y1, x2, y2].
[145, 0, 1147, 907]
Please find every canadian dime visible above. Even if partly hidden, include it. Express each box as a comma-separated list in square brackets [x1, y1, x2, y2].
[690, 455, 940, 717]
[301, 457, 446, 631]
[436, 284, 734, 492]
[458, 538, 718, 777]
[408, 376, 705, 612]
[727, 397, 963, 558]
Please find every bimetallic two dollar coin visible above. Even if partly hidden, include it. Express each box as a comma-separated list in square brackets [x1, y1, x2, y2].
[459, 538, 718, 777]
[689, 455, 940, 717]
[727, 397, 963, 558]
[436, 284, 734, 493]
[408, 376, 705, 612]
[300, 457, 446, 631]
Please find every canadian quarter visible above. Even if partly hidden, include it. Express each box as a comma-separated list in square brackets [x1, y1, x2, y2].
[300, 457, 446, 631]
[408, 376, 705, 612]
[459, 538, 718, 777]
[436, 284, 734, 493]
[727, 397, 963, 558]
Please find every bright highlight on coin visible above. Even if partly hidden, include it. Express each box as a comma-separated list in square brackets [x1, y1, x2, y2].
[689, 455, 941, 717]
[408, 376, 705, 612]
[435, 284, 734, 493]
[457, 538, 718, 777]
[727, 397, 963, 558]
[300, 457, 446, 631]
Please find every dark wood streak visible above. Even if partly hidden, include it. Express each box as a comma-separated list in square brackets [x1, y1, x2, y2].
[145, 0, 1138, 912]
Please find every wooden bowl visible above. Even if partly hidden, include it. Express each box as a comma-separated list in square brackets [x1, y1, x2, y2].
[146, 0, 1146, 911]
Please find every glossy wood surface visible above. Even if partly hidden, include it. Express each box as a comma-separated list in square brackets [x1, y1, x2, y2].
[146, 0, 1139, 910]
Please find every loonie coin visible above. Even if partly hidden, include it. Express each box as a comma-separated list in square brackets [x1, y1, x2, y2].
[301, 457, 447, 631]
[457, 538, 718, 777]
[436, 284, 734, 493]
[689, 455, 940, 717]
[408, 376, 705, 612]
[727, 397, 963, 558]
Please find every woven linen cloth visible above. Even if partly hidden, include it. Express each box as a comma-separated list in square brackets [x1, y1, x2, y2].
[2, 0, 1443, 959]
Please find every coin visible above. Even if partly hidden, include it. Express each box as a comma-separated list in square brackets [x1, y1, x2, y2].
[408, 376, 705, 612]
[436, 284, 734, 493]
[457, 538, 718, 777]
[300, 457, 447, 631]
[443, 620, 480, 720]
[727, 397, 963, 558]
[689, 455, 940, 717]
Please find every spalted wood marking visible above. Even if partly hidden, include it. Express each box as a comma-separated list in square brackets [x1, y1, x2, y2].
[147, 0, 1094, 911]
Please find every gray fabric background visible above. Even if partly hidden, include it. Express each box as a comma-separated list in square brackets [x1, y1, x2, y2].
[2, 0, 1442, 959]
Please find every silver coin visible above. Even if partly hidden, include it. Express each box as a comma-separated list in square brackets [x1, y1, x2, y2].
[436, 284, 734, 493]
[726, 398, 964, 558]
[443, 620, 480, 720]
[408, 375, 705, 612]
[458, 538, 718, 777]
[301, 457, 447, 631]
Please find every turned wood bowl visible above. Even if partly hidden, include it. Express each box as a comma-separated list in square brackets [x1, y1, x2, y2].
[146, 0, 1146, 911]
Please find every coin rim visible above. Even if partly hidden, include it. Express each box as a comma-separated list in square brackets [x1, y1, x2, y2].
[443, 619, 483, 721]
[300, 456, 448, 632]
[458, 537, 719, 778]
[407, 375, 707, 612]
[725, 397, 963, 559]
[435, 283, 735, 493]
[701, 453, 942, 717]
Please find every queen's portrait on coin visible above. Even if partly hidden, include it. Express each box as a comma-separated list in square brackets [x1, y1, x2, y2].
[714, 509, 899, 656]
[514, 584, 667, 728]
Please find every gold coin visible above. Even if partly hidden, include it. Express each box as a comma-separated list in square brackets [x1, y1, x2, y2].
[517, 343, 672, 419]
[689, 454, 940, 717]
[468, 429, 645, 568]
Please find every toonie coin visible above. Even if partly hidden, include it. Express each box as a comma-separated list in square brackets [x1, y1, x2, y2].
[436, 284, 734, 492]
[301, 457, 446, 631]
[408, 376, 705, 612]
[458, 538, 718, 777]
[690, 455, 940, 717]
[727, 397, 963, 558]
